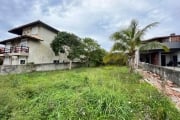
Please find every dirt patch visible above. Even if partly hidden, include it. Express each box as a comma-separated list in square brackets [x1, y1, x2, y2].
[137, 69, 180, 110]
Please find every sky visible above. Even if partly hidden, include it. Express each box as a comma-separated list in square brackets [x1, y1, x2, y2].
[0, 0, 180, 50]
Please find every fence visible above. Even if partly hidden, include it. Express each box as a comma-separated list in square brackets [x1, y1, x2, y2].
[0, 62, 83, 75]
[139, 62, 180, 86]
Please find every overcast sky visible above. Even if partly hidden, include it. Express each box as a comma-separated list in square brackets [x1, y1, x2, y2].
[0, 0, 180, 50]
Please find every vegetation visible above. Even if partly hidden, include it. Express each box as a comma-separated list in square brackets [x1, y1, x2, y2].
[82, 38, 106, 66]
[110, 19, 169, 72]
[51, 32, 84, 69]
[51, 32, 106, 68]
[103, 52, 127, 65]
[0, 66, 179, 120]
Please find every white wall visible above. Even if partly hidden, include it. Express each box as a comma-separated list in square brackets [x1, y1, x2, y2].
[11, 56, 18, 65]
[177, 51, 180, 62]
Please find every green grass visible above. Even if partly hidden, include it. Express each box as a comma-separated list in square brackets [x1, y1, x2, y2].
[0, 66, 179, 120]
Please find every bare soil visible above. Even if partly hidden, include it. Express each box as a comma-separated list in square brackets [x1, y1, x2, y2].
[137, 69, 180, 110]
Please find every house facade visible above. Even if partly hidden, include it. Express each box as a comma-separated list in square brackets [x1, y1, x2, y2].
[140, 34, 180, 67]
[0, 20, 68, 65]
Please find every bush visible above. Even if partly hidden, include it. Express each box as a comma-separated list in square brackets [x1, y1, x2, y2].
[103, 52, 127, 65]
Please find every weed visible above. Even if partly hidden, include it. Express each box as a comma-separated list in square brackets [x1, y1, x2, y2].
[0, 66, 179, 119]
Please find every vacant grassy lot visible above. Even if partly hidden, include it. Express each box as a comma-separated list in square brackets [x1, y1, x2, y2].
[0, 66, 179, 120]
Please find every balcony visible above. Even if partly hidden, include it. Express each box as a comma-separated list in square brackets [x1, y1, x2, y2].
[0, 46, 29, 56]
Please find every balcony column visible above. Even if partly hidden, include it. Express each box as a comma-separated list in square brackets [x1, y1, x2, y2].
[158, 51, 161, 66]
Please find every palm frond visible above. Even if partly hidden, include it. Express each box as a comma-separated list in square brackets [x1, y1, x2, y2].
[129, 19, 138, 39]
[140, 41, 169, 52]
[137, 22, 159, 38]
[110, 31, 130, 45]
[111, 42, 127, 52]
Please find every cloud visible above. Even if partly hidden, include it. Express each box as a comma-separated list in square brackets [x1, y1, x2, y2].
[0, 0, 179, 50]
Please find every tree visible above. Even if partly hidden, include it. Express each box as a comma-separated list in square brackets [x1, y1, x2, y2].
[82, 38, 106, 66]
[110, 19, 169, 72]
[51, 32, 84, 69]
[91, 48, 106, 66]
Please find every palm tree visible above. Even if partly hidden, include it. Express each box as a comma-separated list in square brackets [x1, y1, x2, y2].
[110, 19, 169, 72]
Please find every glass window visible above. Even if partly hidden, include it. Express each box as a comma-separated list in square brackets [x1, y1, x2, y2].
[31, 27, 38, 35]
[20, 60, 26, 64]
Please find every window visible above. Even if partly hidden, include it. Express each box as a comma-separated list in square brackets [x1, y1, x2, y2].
[22, 28, 31, 35]
[20, 39, 27, 47]
[20, 60, 26, 64]
[53, 60, 59, 64]
[31, 27, 38, 35]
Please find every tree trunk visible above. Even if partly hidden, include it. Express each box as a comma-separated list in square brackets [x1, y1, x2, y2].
[69, 60, 72, 70]
[129, 58, 133, 73]
[129, 55, 135, 73]
[134, 49, 139, 69]
[87, 58, 90, 67]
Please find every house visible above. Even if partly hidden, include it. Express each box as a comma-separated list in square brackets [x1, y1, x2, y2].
[140, 33, 180, 66]
[0, 47, 4, 65]
[0, 20, 68, 65]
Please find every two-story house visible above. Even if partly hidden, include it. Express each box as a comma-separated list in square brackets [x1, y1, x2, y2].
[140, 33, 180, 66]
[0, 20, 68, 65]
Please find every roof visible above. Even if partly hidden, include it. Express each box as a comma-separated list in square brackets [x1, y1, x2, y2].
[0, 35, 43, 44]
[8, 20, 59, 35]
[143, 34, 180, 42]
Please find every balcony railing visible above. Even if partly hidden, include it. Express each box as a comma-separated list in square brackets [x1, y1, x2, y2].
[13, 46, 29, 53]
[0, 46, 29, 54]
[0, 48, 11, 54]
[163, 42, 180, 49]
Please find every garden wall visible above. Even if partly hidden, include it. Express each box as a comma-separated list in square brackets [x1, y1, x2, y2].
[0, 62, 83, 75]
[139, 62, 180, 86]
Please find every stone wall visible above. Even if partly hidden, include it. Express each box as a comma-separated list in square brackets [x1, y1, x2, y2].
[0, 62, 82, 75]
[139, 62, 180, 86]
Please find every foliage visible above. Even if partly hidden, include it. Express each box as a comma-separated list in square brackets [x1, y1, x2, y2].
[92, 48, 107, 66]
[51, 31, 84, 60]
[0, 66, 179, 119]
[82, 38, 106, 66]
[103, 52, 127, 65]
[110, 19, 168, 72]
[140, 41, 169, 52]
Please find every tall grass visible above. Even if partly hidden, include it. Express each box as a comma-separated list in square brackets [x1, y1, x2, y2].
[0, 66, 179, 120]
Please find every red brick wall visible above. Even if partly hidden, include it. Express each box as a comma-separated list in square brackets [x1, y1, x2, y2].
[170, 36, 180, 42]
[151, 53, 159, 65]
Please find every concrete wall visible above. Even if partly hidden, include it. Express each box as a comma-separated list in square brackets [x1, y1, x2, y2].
[139, 62, 180, 86]
[0, 62, 83, 75]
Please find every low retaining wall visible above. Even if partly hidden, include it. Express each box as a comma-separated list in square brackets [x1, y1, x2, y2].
[0, 62, 83, 75]
[139, 62, 180, 86]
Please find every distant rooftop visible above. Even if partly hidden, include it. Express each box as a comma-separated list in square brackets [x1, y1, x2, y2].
[144, 33, 180, 42]
[8, 20, 59, 35]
